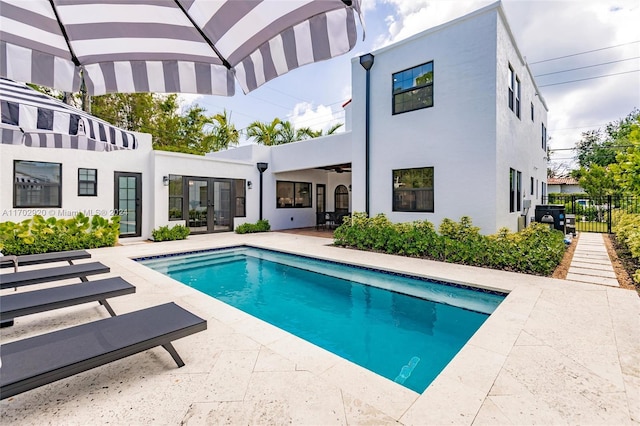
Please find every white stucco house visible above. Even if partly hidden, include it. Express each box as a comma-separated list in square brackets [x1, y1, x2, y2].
[0, 2, 548, 240]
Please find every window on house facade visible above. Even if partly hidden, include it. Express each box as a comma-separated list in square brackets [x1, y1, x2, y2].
[541, 123, 547, 151]
[392, 167, 434, 212]
[508, 65, 515, 111]
[542, 181, 547, 201]
[168, 174, 183, 220]
[234, 179, 246, 217]
[515, 76, 521, 118]
[509, 168, 522, 213]
[392, 61, 433, 114]
[531, 102, 534, 121]
[276, 181, 311, 208]
[78, 168, 97, 196]
[335, 185, 350, 212]
[14, 160, 62, 208]
[530, 176, 534, 196]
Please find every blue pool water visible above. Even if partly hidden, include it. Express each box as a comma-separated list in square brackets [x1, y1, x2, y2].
[138, 246, 505, 393]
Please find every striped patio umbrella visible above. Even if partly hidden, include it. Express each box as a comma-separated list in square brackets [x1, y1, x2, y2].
[0, 0, 362, 96]
[1, 78, 137, 151]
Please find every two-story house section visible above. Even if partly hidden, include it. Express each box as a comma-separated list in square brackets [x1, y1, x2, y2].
[350, 1, 548, 233]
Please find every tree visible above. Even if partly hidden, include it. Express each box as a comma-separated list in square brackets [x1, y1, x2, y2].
[576, 165, 617, 198]
[575, 109, 639, 168]
[208, 109, 240, 152]
[609, 124, 640, 195]
[91, 93, 237, 155]
[246, 118, 283, 146]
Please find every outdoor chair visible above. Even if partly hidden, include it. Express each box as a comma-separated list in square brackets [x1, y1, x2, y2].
[0, 250, 91, 270]
[0, 262, 110, 290]
[0, 276, 136, 327]
[0, 302, 207, 400]
[316, 212, 327, 230]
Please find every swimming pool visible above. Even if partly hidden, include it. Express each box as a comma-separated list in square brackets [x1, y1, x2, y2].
[138, 246, 505, 393]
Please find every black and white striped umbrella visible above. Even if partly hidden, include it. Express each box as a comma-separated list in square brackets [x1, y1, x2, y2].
[0, 78, 137, 151]
[0, 0, 362, 96]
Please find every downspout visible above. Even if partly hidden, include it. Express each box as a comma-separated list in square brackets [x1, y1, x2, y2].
[359, 53, 374, 216]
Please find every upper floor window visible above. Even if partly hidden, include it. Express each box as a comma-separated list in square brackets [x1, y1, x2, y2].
[392, 61, 433, 114]
[276, 181, 311, 208]
[14, 160, 61, 208]
[393, 167, 434, 212]
[78, 168, 97, 196]
[508, 65, 515, 111]
[541, 123, 547, 151]
[531, 102, 534, 121]
[515, 76, 521, 118]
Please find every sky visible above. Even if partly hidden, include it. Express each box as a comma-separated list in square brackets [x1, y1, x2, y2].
[182, 0, 640, 172]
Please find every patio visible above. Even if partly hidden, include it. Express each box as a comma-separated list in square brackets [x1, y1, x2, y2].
[1, 232, 638, 425]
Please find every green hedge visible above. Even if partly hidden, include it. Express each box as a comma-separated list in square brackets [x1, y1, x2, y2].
[333, 213, 566, 276]
[235, 219, 270, 234]
[151, 224, 190, 242]
[612, 211, 640, 283]
[0, 214, 120, 255]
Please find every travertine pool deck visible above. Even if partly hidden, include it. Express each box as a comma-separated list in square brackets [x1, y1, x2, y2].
[1, 232, 638, 425]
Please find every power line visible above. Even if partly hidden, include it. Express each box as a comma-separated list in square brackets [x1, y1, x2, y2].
[528, 41, 640, 65]
[538, 69, 639, 87]
[534, 57, 640, 77]
[549, 123, 609, 132]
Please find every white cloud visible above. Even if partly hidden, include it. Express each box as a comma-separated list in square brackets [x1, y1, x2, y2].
[288, 102, 345, 133]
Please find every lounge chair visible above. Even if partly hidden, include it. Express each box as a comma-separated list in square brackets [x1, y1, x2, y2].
[0, 302, 207, 400]
[0, 276, 136, 326]
[0, 250, 91, 269]
[0, 261, 109, 290]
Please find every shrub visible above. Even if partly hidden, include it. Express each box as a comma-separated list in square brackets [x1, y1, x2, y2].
[334, 213, 566, 276]
[151, 224, 190, 242]
[0, 213, 120, 255]
[612, 211, 640, 284]
[235, 219, 271, 234]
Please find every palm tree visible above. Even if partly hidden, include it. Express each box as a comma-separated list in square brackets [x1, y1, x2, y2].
[246, 118, 282, 146]
[208, 109, 240, 151]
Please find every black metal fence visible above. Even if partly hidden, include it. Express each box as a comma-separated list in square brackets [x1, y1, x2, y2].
[543, 194, 639, 233]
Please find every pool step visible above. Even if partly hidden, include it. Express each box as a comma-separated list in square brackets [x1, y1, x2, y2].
[162, 255, 246, 274]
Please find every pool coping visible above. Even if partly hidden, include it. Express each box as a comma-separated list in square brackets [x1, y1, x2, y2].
[1, 231, 638, 425]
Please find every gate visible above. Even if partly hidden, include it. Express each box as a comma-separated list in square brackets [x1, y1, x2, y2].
[543, 195, 640, 233]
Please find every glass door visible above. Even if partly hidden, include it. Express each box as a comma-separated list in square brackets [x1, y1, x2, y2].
[316, 184, 326, 213]
[114, 172, 142, 237]
[213, 180, 232, 231]
[187, 178, 210, 233]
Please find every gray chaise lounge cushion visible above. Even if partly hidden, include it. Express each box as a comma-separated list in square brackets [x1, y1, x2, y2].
[0, 276, 135, 321]
[0, 262, 109, 289]
[0, 302, 207, 399]
[0, 250, 91, 269]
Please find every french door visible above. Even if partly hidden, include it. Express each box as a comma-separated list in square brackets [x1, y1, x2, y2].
[186, 177, 232, 233]
[114, 172, 142, 237]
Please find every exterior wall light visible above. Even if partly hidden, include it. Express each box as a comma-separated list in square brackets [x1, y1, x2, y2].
[247, 180, 252, 189]
[162, 175, 169, 186]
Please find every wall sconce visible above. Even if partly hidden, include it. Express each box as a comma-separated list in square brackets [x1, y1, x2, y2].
[247, 180, 252, 189]
[348, 184, 352, 191]
[162, 176, 169, 186]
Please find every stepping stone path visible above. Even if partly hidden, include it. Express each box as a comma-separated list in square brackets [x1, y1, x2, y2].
[566, 233, 619, 287]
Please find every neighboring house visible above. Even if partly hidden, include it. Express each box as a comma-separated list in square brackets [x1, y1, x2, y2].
[0, 2, 548, 239]
[547, 177, 583, 194]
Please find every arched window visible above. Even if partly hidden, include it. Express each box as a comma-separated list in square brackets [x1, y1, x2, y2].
[334, 185, 349, 213]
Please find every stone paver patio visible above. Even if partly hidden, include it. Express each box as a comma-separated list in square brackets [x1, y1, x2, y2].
[1, 232, 638, 425]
